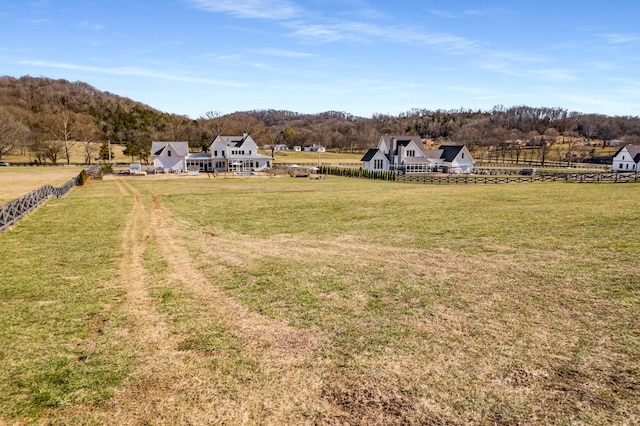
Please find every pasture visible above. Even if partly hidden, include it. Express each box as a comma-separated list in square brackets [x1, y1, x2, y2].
[0, 175, 638, 424]
[0, 167, 85, 203]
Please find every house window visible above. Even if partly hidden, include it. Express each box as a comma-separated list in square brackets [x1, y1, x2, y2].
[462, 153, 465, 158]
[214, 150, 217, 157]
[168, 151, 172, 157]
[373, 159, 383, 169]
[619, 164, 623, 169]
[406, 150, 415, 157]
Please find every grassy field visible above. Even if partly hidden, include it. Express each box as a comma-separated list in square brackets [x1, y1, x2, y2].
[0, 167, 85, 203]
[271, 150, 362, 164]
[0, 175, 638, 424]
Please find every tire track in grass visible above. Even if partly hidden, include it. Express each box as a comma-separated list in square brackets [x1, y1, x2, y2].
[73, 179, 234, 424]
[147, 193, 328, 423]
[105, 180, 197, 421]
[58, 179, 328, 424]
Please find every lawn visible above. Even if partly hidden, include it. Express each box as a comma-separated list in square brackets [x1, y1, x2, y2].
[0, 167, 85, 203]
[270, 149, 363, 164]
[0, 175, 638, 424]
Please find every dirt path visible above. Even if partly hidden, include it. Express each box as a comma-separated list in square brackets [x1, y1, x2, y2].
[62, 179, 327, 424]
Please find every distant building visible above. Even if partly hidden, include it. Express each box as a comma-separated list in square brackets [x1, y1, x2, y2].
[151, 141, 189, 173]
[612, 144, 640, 172]
[361, 135, 474, 174]
[152, 134, 272, 173]
[304, 144, 326, 152]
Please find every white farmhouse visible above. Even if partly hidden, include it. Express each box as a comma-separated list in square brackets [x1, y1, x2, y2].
[206, 134, 272, 172]
[151, 134, 272, 173]
[612, 144, 640, 172]
[361, 135, 473, 174]
[151, 141, 189, 173]
[304, 144, 326, 152]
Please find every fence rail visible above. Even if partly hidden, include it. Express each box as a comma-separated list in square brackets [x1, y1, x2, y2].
[396, 172, 639, 185]
[0, 166, 100, 233]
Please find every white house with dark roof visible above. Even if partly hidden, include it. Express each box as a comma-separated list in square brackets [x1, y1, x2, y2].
[361, 135, 473, 174]
[151, 134, 272, 173]
[612, 144, 640, 172]
[206, 134, 272, 172]
[151, 141, 189, 173]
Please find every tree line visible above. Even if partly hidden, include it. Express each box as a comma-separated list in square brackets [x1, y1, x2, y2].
[1, 76, 639, 164]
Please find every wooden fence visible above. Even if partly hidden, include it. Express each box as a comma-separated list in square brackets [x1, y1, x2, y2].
[396, 172, 639, 185]
[0, 166, 100, 233]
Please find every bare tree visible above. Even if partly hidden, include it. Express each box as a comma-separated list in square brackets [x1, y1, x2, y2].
[32, 138, 63, 165]
[0, 108, 31, 159]
[164, 114, 191, 141]
[562, 131, 580, 166]
[48, 111, 77, 165]
[75, 115, 101, 165]
[508, 130, 525, 164]
[539, 128, 559, 166]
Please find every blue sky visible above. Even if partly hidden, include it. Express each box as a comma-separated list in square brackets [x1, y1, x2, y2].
[2, 1, 640, 118]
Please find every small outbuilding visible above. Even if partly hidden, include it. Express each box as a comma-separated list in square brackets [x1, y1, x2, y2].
[612, 144, 640, 172]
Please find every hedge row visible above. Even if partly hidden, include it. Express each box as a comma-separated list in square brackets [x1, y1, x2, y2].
[319, 166, 396, 181]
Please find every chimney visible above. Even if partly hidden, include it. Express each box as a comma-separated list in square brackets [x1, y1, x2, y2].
[243, 132, 248, 140]
[389, 137, 396, 164]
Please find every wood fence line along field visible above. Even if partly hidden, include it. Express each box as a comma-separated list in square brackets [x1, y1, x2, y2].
[0, 166, 100, 233]
[395, 172, 639, 185]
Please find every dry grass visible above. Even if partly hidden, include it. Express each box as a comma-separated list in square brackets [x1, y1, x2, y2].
[2, 142, 128, 165]
[0, 166, 84, 203]
[271, 150, 362, 164]
[1, 175, 638, 424]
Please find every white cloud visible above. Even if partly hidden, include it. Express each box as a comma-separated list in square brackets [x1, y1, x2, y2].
[561, 94, 640, 114]
[531, 68, 578, 82]
[253, 48, 316, 58]
[78, 21, 105, 31]
[189, 0, 299, 20]
[287, 20, 481, 53]
[601, 33, 638, 44]
[429, 9, 460, 19]
[430, 8, 508, 19]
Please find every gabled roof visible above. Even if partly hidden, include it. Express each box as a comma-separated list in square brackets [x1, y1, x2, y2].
[380, 135, 423, 154]
[422, 149, 444, 159]
[214, 135, 253, 147]
[151, 141, 189, 157]
[381, 135, 422, 145]
[614, 144, 640, 162]
[361, 148, 381, 162]
[439, 145, 465, 162]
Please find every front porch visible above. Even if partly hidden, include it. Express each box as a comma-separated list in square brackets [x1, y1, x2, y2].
[185, 157, 271, 172]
